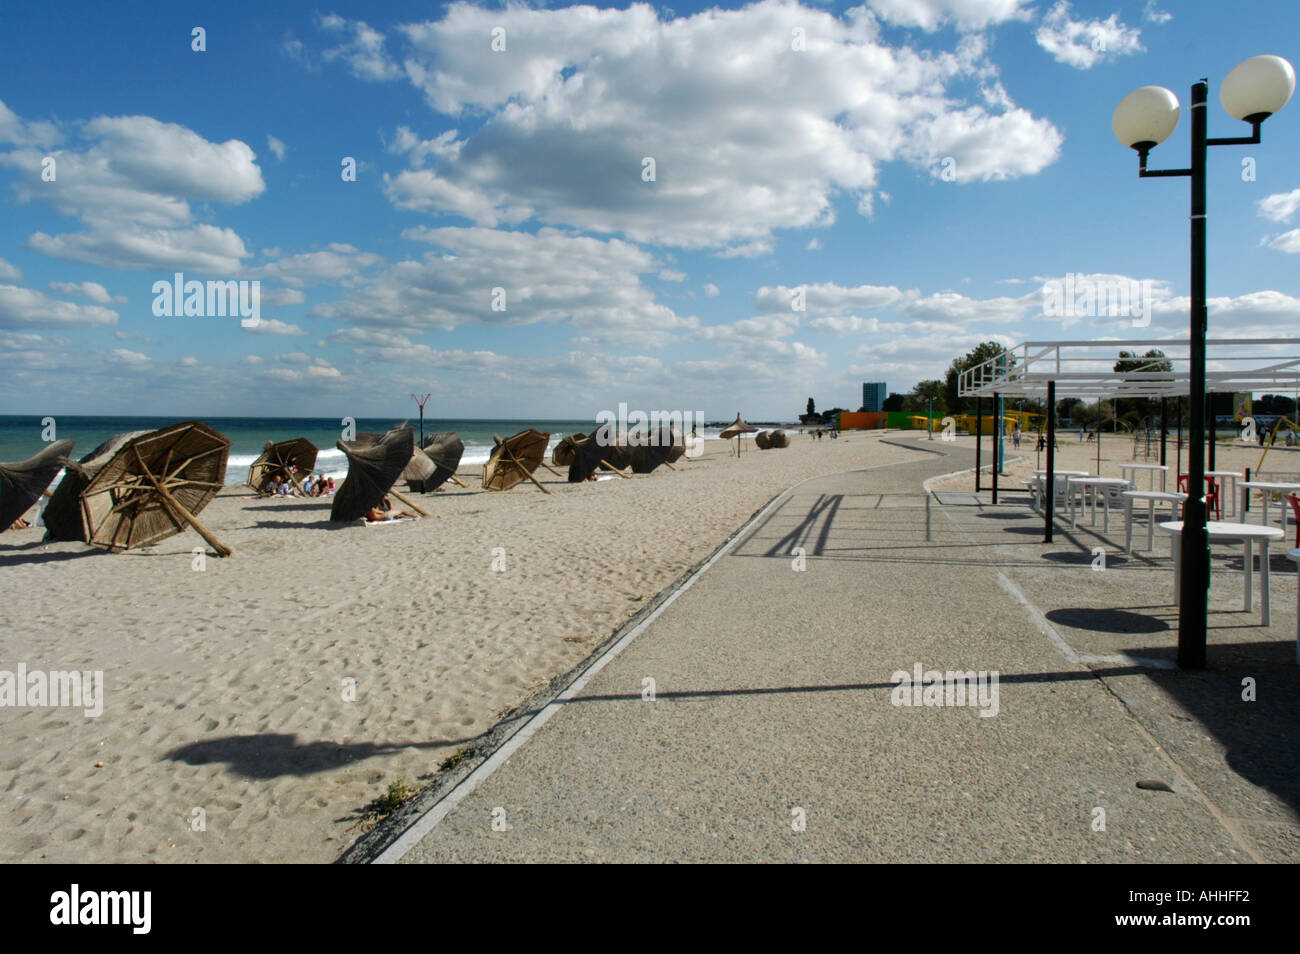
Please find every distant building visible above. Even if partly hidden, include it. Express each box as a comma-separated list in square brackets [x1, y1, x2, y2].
[862, 382, 886, 413]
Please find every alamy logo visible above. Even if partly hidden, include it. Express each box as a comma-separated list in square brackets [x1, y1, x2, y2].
[50, 884, 151, 934]
[1042, 273, 1154, 327]
[594, 404, 705, 458]
[0, 664, 103, 717]
[890, 663, 999, 717]
[152, 272, 260, 327]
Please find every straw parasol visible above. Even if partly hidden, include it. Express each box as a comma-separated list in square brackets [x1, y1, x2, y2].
[247, 437, 318, 494]
[0, 439, 75, 531]
[401, 445, 436, 491]
[43, 431, 147, 541]
[719, 412, 757, 455]
[483, 430, 551, 493]
[80, 421, 232, 555]
[754, 430, 772, 450]
[551, 432, 588, 467]
[755, 429, 790, 450]
[331, 426, 430, 521]
[567, 429, 634, 482]
[421, 431, 466, 490]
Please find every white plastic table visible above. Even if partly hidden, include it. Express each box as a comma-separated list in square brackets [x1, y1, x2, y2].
[1123, 490, 1186, 553]
[1205, 470, 1243, 516]
[1034, 469, 1089, 477]
[1288, 549, 1300, 664]
[1160, 521, 1284, 624]
[1238, 480, 1300, 532]
[1121, 463, 1168, 492]
[1068, 476, 1130, 532]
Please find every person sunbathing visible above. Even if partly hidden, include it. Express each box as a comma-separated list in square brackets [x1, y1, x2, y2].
[366, 496, 416, 521]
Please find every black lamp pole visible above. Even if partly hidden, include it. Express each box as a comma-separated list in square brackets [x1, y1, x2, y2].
[1134, 81, 1263, 669]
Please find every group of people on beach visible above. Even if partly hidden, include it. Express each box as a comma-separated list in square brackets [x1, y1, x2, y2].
[265, 471, 335, 497]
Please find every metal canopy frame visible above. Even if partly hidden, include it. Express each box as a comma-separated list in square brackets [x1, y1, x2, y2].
[958, 338, 1300, 400]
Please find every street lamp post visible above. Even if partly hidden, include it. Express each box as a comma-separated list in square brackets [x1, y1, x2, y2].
[1113, 55, 1295, 669]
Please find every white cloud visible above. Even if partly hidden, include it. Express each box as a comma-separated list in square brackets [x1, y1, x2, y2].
[1035, 2, 1143, 70]
[755, 282, 904, 314]
[703, 283, 720, 297]
[317, 14, 401, 81]
[1258, 188, 1300, 224]
[242, 354, 264, 365]
[244, 318, 307, 336]
[260, 287, 307, 306]
[267, 135, 287, 161]
[0, 105, 263, 273]
[248, 243, 383, 288]
[867, 0, 1033, 31]
[1266, 229, 1300, 254]
[180, 356, 197, 366]
[28, 225, 251, 273]
[1142, 1, 1172, 24]
[313, 227, 698, 348]
[806, 238, 823, 251]
[0, 284, 118, 329]
[658, 269, 687, 282]
[109, 347, 149, 364]
[48, 280, 114, 305]
[0, 258, 22, 282]
[366, 3, 1061, 250]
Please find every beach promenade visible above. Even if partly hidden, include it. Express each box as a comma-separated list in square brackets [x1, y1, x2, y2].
[370, 436, 1299, 863]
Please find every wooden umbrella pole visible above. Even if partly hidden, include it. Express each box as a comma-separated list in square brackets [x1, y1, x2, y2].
[662, 460, 677, 471]
[502, 445, 551, 494]
[539, 460, 564, 477]
[133, 447, 233, 557]
[449, 474, 469, 488]
[388, 487, 433, 517]
[600, 460, 630, 478]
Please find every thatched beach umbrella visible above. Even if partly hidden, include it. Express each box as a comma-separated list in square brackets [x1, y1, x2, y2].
[400, 446, 438, 492]
[0, 439, 75, 531]
[43, 432, 146, 541]
[331, 426, 430, 521]
[769, 429, 791, 448]
[567, 429, 634, 482]
[552, 433, 588, 467]
[421, 431, 466, 490]
[484, 430, 551, 493]
[719, 412, 757, 455]
[80, 421, 232, 555]
[247, 437, 318, 494]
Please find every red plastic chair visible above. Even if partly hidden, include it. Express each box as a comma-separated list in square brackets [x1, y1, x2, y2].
[1177, 474, 1221, 520]
[1286, 494, 1300, 547]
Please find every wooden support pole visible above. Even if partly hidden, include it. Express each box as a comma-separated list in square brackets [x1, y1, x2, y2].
[388, 488, 433, 517]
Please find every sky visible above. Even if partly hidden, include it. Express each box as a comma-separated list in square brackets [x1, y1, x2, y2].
[1, 0, 1298, 421]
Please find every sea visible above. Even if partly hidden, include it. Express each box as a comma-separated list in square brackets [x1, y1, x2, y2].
[0, 415, 750, 486]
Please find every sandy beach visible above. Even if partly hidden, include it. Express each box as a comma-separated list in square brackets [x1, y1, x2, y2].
[0, 430, 920, 863]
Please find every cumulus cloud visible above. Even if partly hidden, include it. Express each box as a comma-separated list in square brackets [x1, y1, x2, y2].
[1035, 2, 1143, 70]
[0, 102, 263, 273]
[1265, 230, 1300, 254]
[0, 284, 118, 329]
[867, 0, 1033, 32]
[312, 227, 698, 348]
[703, 283, 720, 297]
[48, 280, 115, 305]
[1142, 1, 1172, 24]
[0, 258, 22, 282]
[1258, 188, 1300, 224]
[248, 243, 384, 288]
[244, 318, 307, 336]
[267, 135, 287, 161]
[317, 13, 401, 80]
[320, 4, 1062, 251]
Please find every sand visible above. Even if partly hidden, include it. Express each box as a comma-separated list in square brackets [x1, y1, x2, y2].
[0, 430, 920, 863]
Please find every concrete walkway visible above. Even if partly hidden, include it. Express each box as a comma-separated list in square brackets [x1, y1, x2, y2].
[377, 437, 1297, 863]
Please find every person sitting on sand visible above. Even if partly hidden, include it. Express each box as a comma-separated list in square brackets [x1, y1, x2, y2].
[366, 496, 416, 522]
[302, 473, 314, 495]
[265, 474, 282, 496]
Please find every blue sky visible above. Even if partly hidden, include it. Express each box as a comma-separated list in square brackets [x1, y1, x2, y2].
[1, 0, 1297, 420]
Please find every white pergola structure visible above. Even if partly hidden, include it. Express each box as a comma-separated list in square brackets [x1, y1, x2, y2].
[957, 337, 1300, 542]
[958, 338, 1300, 401]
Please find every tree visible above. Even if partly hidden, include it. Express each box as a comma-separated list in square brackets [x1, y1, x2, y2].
[905, 379, 946, 415]
[944, 342, 1014, 414]
[806, 397, 816, 417]
[882, 392, 906, 412]
[1113, 349, 1172, 426]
